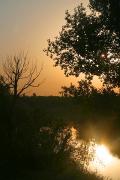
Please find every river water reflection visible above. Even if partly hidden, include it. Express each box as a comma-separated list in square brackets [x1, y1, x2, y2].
[89, 143, 120, 180]
[70, 127, 120, 180]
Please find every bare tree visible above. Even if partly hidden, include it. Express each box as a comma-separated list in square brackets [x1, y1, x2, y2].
[1, 52, 42, 97]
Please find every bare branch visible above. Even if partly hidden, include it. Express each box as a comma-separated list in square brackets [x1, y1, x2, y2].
[2, 52, 43, 97]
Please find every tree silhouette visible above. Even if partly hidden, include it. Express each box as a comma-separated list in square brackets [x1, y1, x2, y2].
[60, 80, 98, 97]
[1, 52, 42, 98]
[60, 83, 77, 97]
[0, 75, 10, 96]
[90, 0, 120, 34]
[45, 3, 120, 89]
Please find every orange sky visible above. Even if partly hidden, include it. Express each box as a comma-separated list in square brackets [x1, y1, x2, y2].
[0, 0, 98, 96]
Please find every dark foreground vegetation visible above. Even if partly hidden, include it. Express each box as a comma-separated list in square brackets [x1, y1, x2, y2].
[1, 89, 120, 179]
[1, 0, 120, 179]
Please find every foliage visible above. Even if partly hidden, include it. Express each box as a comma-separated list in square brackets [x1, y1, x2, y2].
[90, 0, 120, 34]
[0, 75, 10, 96]
[45, 3, 120, 88]
[60, 80, 98, 97]
[60, 83, 77, 97]
[0, 95, 111, 179]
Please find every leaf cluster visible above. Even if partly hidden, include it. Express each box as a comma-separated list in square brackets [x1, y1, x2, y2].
[45, 2, 120, 88]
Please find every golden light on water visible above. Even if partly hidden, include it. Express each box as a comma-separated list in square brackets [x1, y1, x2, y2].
[94, 144, 113, 166]
[89, 143, 120, 179]
[101, 54, 106, 58]
[70, 127, 120, 179]
[71, 127, 77, 140]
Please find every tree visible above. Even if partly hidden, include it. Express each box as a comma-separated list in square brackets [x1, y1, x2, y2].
[60, 83, 77, 97]
[0, 52, 43, 160]
[0, 75, 10, 96]
[45, 3, 120, 89]
[90, 0, 120, 34]
[60, 80, 98, 97]
[1, 52, 42, 98]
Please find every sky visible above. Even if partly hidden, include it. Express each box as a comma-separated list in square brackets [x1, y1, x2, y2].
[0, 0, 90, 96]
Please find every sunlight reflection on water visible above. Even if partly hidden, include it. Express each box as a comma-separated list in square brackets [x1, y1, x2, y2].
[70, 127, 120, 180]
[89, 144, 120, 180]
